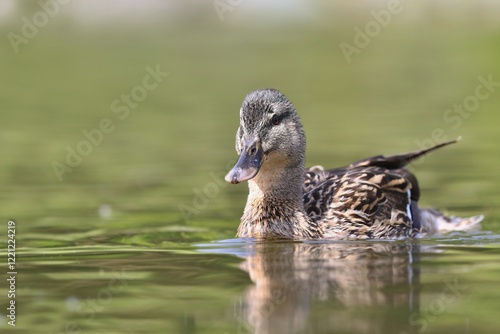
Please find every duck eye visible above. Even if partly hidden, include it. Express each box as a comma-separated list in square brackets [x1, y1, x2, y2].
[271, 114, 280, 126]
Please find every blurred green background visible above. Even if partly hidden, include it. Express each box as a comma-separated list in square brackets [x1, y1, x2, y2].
[1, 1, 500, 333]
[1, 0, 499, 242]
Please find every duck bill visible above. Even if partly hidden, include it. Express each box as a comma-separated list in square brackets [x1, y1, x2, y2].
[225, 138, 263, 184]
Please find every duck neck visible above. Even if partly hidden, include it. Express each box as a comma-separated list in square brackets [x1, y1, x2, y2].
[237, 161, 321, 239]
[248, 165, 304, 208]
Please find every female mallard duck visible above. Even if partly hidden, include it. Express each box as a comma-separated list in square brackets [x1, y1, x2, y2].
[225, 89, 483, 240]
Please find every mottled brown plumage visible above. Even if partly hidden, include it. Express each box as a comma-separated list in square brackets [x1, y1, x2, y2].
[225, 89, 483, 240]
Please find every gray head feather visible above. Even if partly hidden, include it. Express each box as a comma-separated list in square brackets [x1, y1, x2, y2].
[236, 89, 306, 168]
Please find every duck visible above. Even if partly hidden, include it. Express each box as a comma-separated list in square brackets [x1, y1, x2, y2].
[225, 89, 483, 240]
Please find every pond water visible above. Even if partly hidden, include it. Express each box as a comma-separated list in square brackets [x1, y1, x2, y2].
[8, 234, 500, 333]
[2, 6, 500, 334]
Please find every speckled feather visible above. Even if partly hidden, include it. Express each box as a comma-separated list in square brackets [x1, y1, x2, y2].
[301, 141, 469, 239]
[304, 165, 416, 239]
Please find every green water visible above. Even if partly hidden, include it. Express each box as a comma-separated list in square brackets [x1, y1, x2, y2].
[2, 4, 500, 333]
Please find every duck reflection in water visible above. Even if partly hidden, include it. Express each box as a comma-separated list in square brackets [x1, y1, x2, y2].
[227, 241, 420, 334]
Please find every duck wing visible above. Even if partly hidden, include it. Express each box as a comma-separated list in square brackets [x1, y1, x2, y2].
[303, 166, 415, 239]
[302, 139, 460, 239]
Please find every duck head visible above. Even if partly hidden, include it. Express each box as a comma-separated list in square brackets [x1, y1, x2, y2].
[225, 89, 306, 185]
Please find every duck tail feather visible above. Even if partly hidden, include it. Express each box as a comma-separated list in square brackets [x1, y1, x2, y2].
[350, 137, 461, 169]
[419, 207, 483, 234]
